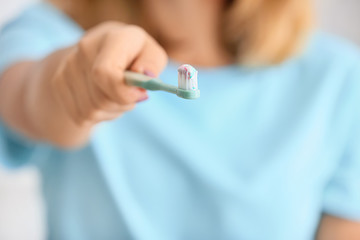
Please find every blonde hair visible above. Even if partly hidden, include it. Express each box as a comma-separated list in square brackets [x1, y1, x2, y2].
[223, 0, 313, 66]
[60, 0, 313, 66]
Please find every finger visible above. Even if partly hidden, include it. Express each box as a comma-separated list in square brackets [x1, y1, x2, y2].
[90, 63, 147, 105]
[87, 104, 136, 124]
[88, 80, 137, 113]
[130, 36, 168, 77]
[76, 21, 128, 63]
[91, 26, 164, 104]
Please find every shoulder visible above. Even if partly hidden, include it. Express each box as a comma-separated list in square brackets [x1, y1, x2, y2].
[285, 31, 360, 98]
[0, 2, 83, 47]
[279, 32, 360, 123]
[0, 2, 83, 73]
[301, 31, 360, 73]
[305, 32, 360, 123]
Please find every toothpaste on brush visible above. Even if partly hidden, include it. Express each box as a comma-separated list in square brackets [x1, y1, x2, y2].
[124, 63, 200, 99]
[178, 64, 198, 91]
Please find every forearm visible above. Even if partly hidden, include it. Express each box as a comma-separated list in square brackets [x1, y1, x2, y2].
[0, 48, 92, 148]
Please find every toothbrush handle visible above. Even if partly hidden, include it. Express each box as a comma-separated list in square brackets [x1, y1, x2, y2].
[124, 71, 152, 88]
[124, 71, 177, 94]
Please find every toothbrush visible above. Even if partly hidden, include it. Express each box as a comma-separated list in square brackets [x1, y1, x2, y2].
[124, 64, 200, 100]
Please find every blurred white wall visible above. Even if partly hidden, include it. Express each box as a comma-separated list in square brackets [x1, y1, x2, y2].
[316, 0, 360, 45]
[0, 0, 37, 24]
[0, 1, 45, 239]
[0, 0, 359, 239]
[0, 167, 45, 240]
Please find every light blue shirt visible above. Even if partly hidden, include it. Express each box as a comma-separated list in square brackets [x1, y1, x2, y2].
[0, 3, 360, 240]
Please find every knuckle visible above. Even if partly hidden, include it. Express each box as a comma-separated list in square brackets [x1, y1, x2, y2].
[158, 47, 169, 66]
[91, 64, 111, 82]
[125, 25, 146, 38]
[105, 25, 146, 41]
[100, 21, 122, 30]
[77, 119, 88, 128]
[77, 37, 90, 57]
[72, 114, 85, 127]
[101, 21, 117, 28]
[125, 104, 136, 111]
[77, 108, 88, 123]
[104, 30, 120, 41]
[116, 90, 134, 105]
[50, 70, 63, 91]
[64, 104, 78, 125]
[117, 94, 130, 105]
[88, 109, 103, 121]
[97, 99, 114, 111]
[150, 39, 168, 63]
[64, 52, 79, 72]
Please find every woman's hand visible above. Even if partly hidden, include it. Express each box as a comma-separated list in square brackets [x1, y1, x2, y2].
[0, 22, 168, 148]
[52, 22, 168, 126]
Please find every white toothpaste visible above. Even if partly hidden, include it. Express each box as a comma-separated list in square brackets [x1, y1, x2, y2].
[178, 64, 198, 91]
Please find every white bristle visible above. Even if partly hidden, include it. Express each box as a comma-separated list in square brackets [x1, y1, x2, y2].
[178, 64, 198, 90]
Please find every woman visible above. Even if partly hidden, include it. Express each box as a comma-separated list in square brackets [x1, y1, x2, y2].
[0, 0, 359, 239]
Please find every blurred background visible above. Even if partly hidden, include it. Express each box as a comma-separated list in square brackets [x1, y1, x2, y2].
[0, 0, 359, 239]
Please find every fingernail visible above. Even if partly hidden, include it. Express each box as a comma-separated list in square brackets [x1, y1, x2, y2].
[137, 87, 146, 93]
[137, 95, 149, 103]
[144, 70, 156, 78]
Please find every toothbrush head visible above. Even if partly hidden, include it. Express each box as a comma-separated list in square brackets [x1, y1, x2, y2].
[177, 64, 200, 99]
